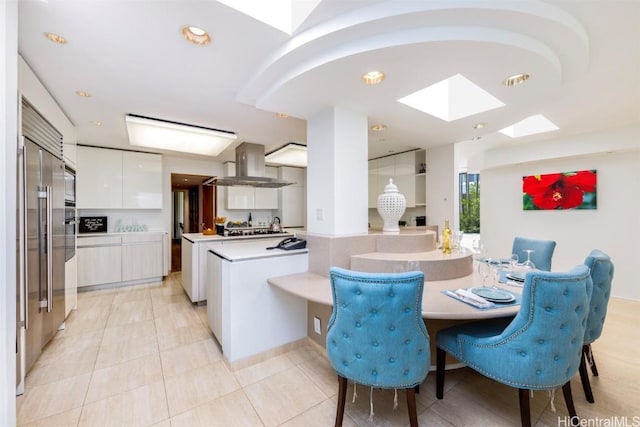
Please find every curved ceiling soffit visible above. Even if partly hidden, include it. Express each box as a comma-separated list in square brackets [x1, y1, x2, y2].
[237, 0, 590, 107]
[252, 26, 564, 113]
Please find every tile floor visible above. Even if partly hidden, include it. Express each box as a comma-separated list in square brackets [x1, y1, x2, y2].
[16, 273, 640, 426]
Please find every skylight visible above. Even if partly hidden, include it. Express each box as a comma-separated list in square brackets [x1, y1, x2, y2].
[397, 74, 504, 122]
[217, 0, 321, 34]
[499, 114, 559, 138]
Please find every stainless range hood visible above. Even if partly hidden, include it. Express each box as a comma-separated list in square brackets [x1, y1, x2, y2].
[213, 142, 294, 188]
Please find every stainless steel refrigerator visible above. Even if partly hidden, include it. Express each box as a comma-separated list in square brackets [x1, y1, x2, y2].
[16, 97, 66, 393]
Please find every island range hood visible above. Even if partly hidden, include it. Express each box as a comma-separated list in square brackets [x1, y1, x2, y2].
[213, 142, 294, 188]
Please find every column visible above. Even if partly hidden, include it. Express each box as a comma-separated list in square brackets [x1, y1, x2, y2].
[306, 106, 368, 235]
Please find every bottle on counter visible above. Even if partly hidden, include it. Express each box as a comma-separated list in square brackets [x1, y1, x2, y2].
[248, 212, 252, 227]
[442, 219, 451, 254]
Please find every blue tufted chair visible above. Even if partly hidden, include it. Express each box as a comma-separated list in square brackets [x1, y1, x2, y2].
[512, 236, 557, 271]
[326, 267, 430, 427]
[579, 249, 614, 403]
[436, 265, 592, 427]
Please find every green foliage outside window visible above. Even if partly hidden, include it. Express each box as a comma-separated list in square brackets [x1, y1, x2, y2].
[459, 173, 480, 233]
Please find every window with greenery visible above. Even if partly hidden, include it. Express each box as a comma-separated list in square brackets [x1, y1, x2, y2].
[459, 173, 480, 233]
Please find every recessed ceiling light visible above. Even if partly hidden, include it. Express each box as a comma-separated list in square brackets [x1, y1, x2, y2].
[362, 71, 385, 85]
[473, 122, 487, 129]
[370, 124, 387, 132]
[75, 91, 91, 97]
[181, 25, 211, 45]
[44, 32, 67, 44]
[277, 112, 289, 118]
[90, 120, 102, 126]
[503, 73, 530, 87]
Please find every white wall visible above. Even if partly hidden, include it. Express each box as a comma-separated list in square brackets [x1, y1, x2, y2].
[425, 144, 455, 232]
[479, 125, 640, 300]
[1, 1, 18, 424]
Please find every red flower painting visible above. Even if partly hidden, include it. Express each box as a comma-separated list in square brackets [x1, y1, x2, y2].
[522, 170, 597, 210]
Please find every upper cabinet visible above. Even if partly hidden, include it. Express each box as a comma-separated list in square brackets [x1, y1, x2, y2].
[224, 163, 278, 210]
[277, 166, 306, 227]
[369, 150, 426, 209]
[77, 146, 162, 209]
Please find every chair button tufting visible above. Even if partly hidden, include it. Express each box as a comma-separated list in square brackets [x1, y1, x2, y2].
[356, 353, 361, 359]
[404, 307, 411, 313]
[554, 355, 560, 361]
[405, 339, 411, 345]
[389, 291, 395, 297]
[371, 308, 378, 314]
[372, 341, 379, 347]
[355, 290, 361, 295]
[343, 333, 349, 338]
[538, 339, 545, 345]
[404, 370, 409, 376]
[520, 351, 527, 357]
[545, 306, 552, 312]
[355, 321, 361, 327]
[389, 325, 395, 331]
[372, 370, 378, 376]
[536, 369, 542, 375]
[389, 357, 395, 363]
[563, 290, 569, 296]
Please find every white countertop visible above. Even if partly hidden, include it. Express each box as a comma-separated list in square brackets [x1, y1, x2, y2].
[182, 231, 294, 243]
[208, 237, 308, 261]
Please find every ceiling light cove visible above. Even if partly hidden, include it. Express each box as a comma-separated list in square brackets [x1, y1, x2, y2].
[125, 115, 237, 156]
[265, 143, 307, 167]
[181, 25, 211, 45]
[398, 74, 504, 122]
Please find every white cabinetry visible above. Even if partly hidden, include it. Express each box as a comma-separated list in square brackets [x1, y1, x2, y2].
[278, 166, 305, 227]
[77, 232, 165, 288]
[122, 233, 164, 281]
[77, 147, 123, 209]
[122, 151, 163, 208]
[77, 235, 123, 287]
[77, 146, 162, 209]
[368, 150, 425, 209]
[224, 162, 278, 210]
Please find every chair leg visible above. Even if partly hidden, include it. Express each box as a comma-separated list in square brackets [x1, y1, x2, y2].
[579, 350, 595, 403]
[518, 388, 531, 427]
[562, 381, 578, 421]
[406, 387, 419, 427]
[436, 348, 446, 399]
[585, 344, 599, 376]
[335, 375, 347, 427]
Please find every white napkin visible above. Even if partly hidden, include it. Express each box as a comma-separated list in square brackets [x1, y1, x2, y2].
[446, 288, 495, 309]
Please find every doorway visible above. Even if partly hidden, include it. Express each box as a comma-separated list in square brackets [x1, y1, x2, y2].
[170, 173, 215, 271]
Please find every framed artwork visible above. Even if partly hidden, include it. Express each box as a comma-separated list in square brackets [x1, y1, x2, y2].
[522, 169, 597, 210]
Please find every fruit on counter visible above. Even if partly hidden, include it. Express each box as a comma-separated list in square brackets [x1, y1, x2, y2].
[215, 216, 227, 224]
[203, 227, 216, 235]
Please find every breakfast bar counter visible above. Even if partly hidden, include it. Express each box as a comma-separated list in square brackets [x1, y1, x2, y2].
[267, 270, 521, 320]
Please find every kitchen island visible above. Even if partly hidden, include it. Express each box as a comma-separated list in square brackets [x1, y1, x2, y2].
[205, 238, 309, 366]
[181, 231, 295, 302]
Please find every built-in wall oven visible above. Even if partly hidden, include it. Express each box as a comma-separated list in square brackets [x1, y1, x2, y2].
[64, 166, 76, 261]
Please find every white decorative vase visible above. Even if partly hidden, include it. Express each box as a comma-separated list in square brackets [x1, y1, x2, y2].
[377, 179, 406, 234]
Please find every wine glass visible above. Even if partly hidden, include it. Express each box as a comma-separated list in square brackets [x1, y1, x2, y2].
[522, 249, 536, 269]
[509, 253, 519, 272]
[478, 259, 491, 288]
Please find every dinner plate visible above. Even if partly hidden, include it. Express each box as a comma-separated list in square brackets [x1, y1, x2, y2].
[506, 272, 526, 282]
[471, 287, 515, 302]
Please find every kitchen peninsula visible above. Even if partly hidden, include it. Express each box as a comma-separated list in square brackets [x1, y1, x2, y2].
[206, 238, 308, 366]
